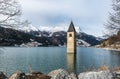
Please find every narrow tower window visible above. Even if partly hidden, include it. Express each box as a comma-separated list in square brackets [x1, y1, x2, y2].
[69, 34, 72, 37]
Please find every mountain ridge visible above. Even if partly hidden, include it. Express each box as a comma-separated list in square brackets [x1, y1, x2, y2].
[0, 25, 103, 46]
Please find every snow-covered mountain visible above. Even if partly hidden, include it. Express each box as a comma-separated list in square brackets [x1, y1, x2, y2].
[1, 24, 102, 46]
[27, 30, 101, 46]
[77, 39, 90, 47]
[10, 24, 80, 33]
[18, 25, 39, 32]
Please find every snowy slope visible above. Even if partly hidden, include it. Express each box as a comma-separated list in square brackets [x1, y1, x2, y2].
[1, 24, 102, 46]
[6, 24, 80, 33]
[77, 39, 90, 46]
[18, 25, 39, 32]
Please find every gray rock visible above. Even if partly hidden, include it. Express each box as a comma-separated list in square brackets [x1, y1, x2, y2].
[112, 71, 120, 78]
[25, 74, 51, 79]
[25, 72, 51, 79]
[78, 71, 112, 79]
[68, 73, 78, 79]
[48, 69, 77, 79]
[9, 71, 25, 79]
[9, 71, 51, 79]
[0, 71, 7, 79]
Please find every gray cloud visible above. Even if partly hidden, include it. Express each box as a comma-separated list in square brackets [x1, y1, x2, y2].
[19, 0, 112, 36]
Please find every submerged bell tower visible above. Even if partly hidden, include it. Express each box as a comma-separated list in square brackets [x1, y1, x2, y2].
[67, 21, 76, 54]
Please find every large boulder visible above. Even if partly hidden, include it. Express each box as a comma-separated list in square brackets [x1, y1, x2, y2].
[25, 72, 51, 79]
[0, 71, 7, 79]
[48, 69, 77, 79]
[9, 71, 51, 79]
[78, 71, 112, 79]
[25, 74, 50, 79]
[68, 73, 78, 79]
[9, 71, 25, 79]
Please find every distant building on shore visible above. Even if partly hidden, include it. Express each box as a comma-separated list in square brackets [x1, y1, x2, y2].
[67, 21, 76, 54]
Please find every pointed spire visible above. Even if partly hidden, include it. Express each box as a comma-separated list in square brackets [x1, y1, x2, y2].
[67, 21, 76, 32]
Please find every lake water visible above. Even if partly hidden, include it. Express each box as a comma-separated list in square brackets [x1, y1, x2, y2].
[0, 47, 120, 76]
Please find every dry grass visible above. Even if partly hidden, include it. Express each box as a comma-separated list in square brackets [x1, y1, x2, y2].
[96, 65, 120, 72]
[86, 65, 120, 72]
[99, 65, 109, 71]
[114, 67, 120, 72]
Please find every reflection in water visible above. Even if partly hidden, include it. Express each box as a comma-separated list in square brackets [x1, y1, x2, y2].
[1, 47, 120, 76]
[110, 50, 120, 56]
[67, 53, 76, 73]
[0, 47, 5, 54]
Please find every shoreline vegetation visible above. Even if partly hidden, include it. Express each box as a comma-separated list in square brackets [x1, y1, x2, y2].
[1, 66, 120, 79]
[98, 31, 120, 52]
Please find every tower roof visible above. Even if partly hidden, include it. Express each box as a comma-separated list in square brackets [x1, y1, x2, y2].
[67, 21, 76, 32]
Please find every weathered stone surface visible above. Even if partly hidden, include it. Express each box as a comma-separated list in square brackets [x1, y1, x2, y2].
[48, 69, 77, 79]
[8, 69, 119, 79]
[0, 71, 7, 79]
[68, 73, 78, 79]
[25, 72, 51, 79]
[25, 74, 51, 79]
[78, 71, 112, 79]
[9, 71, 25, 79]
[30, 72, 43, 77]
[112, 71, 120, 79]
[9, 71, 51, 79]
[48, 69, 69, 79]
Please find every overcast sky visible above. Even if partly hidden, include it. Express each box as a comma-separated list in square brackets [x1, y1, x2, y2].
[18, 0, 112, 37]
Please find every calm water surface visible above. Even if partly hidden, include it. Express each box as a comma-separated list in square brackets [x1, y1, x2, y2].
[0, 47, 120, 76]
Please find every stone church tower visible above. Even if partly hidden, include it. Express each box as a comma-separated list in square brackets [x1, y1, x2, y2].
[67, 21, 76, 53]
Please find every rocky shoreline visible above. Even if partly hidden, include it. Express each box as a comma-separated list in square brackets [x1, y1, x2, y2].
[96, 46, 120, 52]
[1, 69, 120, 79]
[95, 44, 120, 52]
[102, 47, 120, 52]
